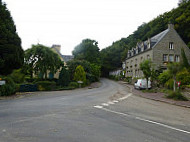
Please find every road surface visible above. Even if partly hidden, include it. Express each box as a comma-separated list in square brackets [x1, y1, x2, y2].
[0, 78, 190, 142]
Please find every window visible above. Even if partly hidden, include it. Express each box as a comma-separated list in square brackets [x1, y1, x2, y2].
[147, 55, 150, 59]
[169, 42, 174, 50]
[163, 54, 168, 61]
[175, 55, 180, 62]
[169, 54, 174, 62]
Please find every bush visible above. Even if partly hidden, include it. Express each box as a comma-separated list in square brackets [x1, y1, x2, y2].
[9, 69, 25, 83]
[165, 79, 174, 89]
[58, 65, 70, 86]
[166, 90, 188, 101]
[36, 81, 56, 91]
[158, 70, 171, 86]
[86, 73, 98, 83]
[56, 86, 75, 91]
[19, 84, 38, 92]
[0, 77, 17, 96]
[124, 76, 132, 84]
[176, 68, 190, 85]
[69, 82, 79, 88]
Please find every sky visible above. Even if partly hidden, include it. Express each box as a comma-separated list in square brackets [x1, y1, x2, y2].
[3, 0, 178, 55]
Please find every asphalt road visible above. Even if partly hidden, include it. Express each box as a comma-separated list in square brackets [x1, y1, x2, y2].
[0, 78, 189, 142]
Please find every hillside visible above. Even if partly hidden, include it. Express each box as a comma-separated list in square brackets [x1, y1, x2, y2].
[101, 1, 190, 76]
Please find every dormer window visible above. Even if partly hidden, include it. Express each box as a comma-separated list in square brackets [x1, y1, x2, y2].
[169, 42, 174, 50]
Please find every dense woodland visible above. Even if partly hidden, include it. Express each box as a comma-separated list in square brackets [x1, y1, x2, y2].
[100, 0, 190, 76]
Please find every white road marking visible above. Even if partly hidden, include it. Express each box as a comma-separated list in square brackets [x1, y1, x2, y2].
[107, 101, 115, 105]
[118, 93, 132, 101]
[102, 103, 109, 106]
[113, 100, 119, 103]
[95, 107, 190, 135]
[94, 105, 103, 109]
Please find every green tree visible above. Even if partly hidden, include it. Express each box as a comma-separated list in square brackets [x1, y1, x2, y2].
[24, 44, 62, 79]
[74, 65, 86, 84]
[167, 62, 181, 92]
[0, 1, 24, 75]
[72, 39, 100, 64]
[67, 60, 91, 80]
[58, 65, 70, 87]
[181, 48, 190, 69]
[140, 59, 152, 89]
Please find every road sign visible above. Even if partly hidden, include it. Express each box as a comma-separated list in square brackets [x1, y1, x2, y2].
[0, 80, 6, 86]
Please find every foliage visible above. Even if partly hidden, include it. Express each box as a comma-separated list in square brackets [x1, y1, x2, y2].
[0, 1, 24, 75]
[0, 77, 17, 96]
[158, 70, 172, 86]
[165, 78, 174, 89]
[67, 60, 91, 80]
[90, 64, 101, 81]
[176, 68, 190, 85]
[24, 44, 62, 79]
[58, 65, 70, 87]
[72, 39, 100, 64]
[73, 65, 86, 84]
[167, 62, 182, 91]
[68, 82, 79, 88]
[35, 81, 56, 91]
[19, 84, 38, 92]
[180, 48, 190, 69]
[140, 59, 152, 89]
[100, 1, 190, 75]
[9, 69, 25, 83]
[166, 90, 188, 101]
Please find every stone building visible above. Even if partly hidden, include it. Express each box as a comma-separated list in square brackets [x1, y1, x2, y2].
[50, 45, 74, 78]
[125, 24, 190, 78]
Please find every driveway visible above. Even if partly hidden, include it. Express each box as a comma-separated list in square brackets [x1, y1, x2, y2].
[0, 79, 189, 142]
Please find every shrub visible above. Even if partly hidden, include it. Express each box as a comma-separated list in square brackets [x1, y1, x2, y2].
[36, 81, 56, 91]
[0, 77, 17, 96]
[73, 65, 86, 84]
[19, 84, 38, 92]
[158, 70, 171, 86]
[58, 65, 70, 86]
[86, 73, 98, 83]
[166, 90, 188, 101]
[176, 68, 190, 85]
[69, 82, 79, 88]
[56, 86, 75, 91]
[9, 69, 25, 83]
[165, 79, 174, 89]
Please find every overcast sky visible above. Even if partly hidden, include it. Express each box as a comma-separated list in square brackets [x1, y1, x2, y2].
[3, 0, 178, 55]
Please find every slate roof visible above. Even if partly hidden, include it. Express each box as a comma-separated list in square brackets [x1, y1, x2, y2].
[126, 28, 169, 59]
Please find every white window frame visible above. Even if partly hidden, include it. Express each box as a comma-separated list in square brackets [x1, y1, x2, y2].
[169, 42, 174, 50]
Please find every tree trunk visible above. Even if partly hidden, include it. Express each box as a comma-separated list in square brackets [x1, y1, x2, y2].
[173, 76, 176, 92]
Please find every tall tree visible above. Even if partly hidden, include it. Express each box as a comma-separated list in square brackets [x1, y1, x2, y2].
[167, 62, 181, 92]
[0, 0, 24, 75]
[72, 39, 100, 64]
[58, 64, 70, 87]
[73, 65, 86, 84]
[24, 44, 62, 79]
[140, 59, 152, 90]
[181, 48, 189, 69]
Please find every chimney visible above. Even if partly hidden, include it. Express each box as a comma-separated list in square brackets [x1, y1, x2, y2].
[168, 23, 174, 29]
[52, 45, 61, 52]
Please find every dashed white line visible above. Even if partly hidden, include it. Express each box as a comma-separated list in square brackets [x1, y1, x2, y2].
[94, 105, 103, 109]
[95, 107, 190, 135]
[118, 93, 132, 101]
[107, 101, 115, 105]
[102, 103, 109, 106]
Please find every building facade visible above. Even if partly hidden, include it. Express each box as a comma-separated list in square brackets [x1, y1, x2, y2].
[50, 45, 74, 78]
[125, 24, 190, 78]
